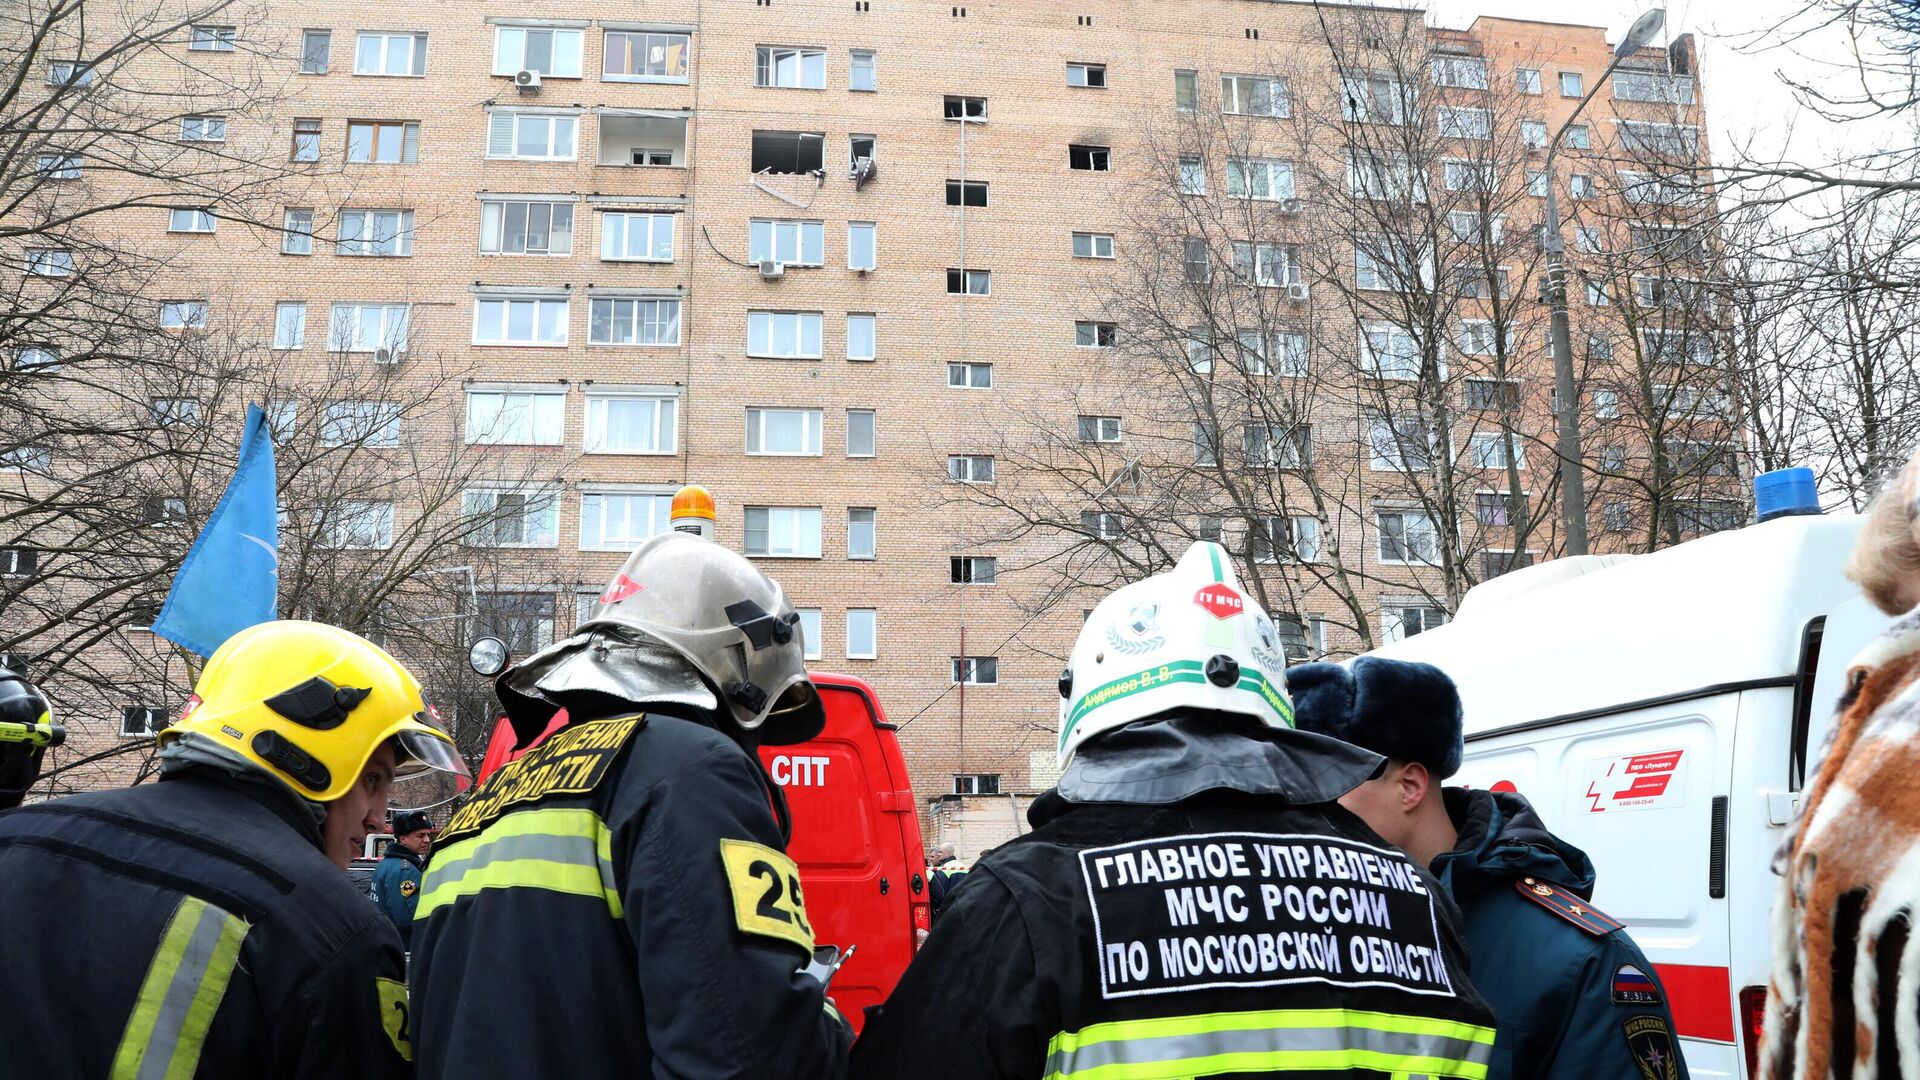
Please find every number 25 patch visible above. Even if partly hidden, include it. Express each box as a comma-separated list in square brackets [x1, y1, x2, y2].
[719, 839, 815, 952]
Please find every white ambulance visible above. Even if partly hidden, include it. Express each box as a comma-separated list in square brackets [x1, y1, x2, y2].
[1368, 510, 1891, 1079]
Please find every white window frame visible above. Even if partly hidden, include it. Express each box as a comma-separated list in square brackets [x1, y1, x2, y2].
[1226, 157, 1295, 201]
[1516, 68, 1542, 95]
[756, 46, 827, 89]
[1559, 71, 1584, 97]
[847, 314, 877, 361]
[481, 199, 576, 256]
[947, 268, 991, 295]
[1231, 241, 1301, 287]
[747, 311, 824, 359]
[493, 26, 584, 79]
[1376, 509, 1440, 566]
[1468, 431, 1525, 469]
[473, 296, 569, 347]
[951, 656, 997, 685]
[1221, 73, 1290, 117]
[1436, 106, 1493, 141]
[1341, 73, 1410, 124]
[603, 31, 690, 83]
[949, 455, 995, 483]
[25, 249, 74, 277]
[745, 407, 824, 456]
[848, 222, 877, 270]
[486, 110, 579, 161]
[599, 211, 675, 262]
[1078, 415, 1122, 443]
[580, 488, 674, 550]
[1382, 601, 1449, 643]
[1068, 62, 1106, 88]
[354, 32, 427, 77]
[48, 62, 94, 87]
[1431, 55, 1488, 89]
[847, 507, 877, 559]
[1075, 322, 1116, 348]
[583, 391, 678, 454]
[189, 25, 237, 51]
[1367, 411, 1433, 472]
[37, 153, 82, 180]
[846, 609, 878, 660]
[159, 301, 209, 330]
[1179, 156, 1207, 195]
[744, 506, 824, 558]
[1360, 322, 1420, 379]
[1442, 158, 1495, 193]
[464, 387, 566, 446]
[320, 400, 402, 447]
[850, 49, 877, 91]
[588, 297, 681, 347]
[179, 116, 227, 142]
[168, 208, 216, 233]
[947, 362, 991, 389]
[326, 302, 408, 354]
[337, 209, 414, 257]
[1071, 232, 1115, 259]
[461, 489, 561, 549]
[273, 302, 307, 350]
[750, 219, 825, 266]
[796, 609, 823, 660]
[320, 500, 396, 549]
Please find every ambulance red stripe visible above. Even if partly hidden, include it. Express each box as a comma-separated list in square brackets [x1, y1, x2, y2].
[1653, 963, 1735, 1043]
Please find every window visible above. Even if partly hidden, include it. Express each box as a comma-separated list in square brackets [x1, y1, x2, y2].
[300, 30, 331, 73]
[292, 119, 323, 161]
[486, 111, 578, 160]
[3, 447, 51, 473]
[1069, 144, 1111, 171]
[951, 657, 998, 684]
[150, 398, 200, 426]
[1516, 67, 1542, 95]
[320, 400, 399, 447]
[953, 773, 1000, 794]
[1253, 517, 1321, 563]
[272, 302, 306, 350]
[49, 62, 94, 87]
[1067, 62, 1107, 88]
[845, 409, 876, 457]
[747, 311, 824, 358]
[1187, 331, 1214, 374]
[1231, 242, 1301, 287]
[948, 455, 995, 483]
[1600, 445, 1628, 472]
[1075, 322, 1116, 348]
[1359, 322, 1420, 379]
[1642, 329, 1715, 365]
[1377, 510, 1439, 564]
[15, 346, 59, 371]
[947, 268, 990, 295]
[1618, 121, 1700, 159]
[848, 508, 876, 558]
[1178, 157, 1206, 195]
[756, 46, 826, 89]
[337, 209, 414, 256]
[477, 199, 573, 256]
[1437, 106, 1492, 140]
[466, 389, 564, 445]
[122, 706, 165, 738]
[1349, 154, 1424, 201]
[847, 315, 876, 361]
[1604, 501, 1633, 533]
[1182, 238, 1211, 283]
[943, 96, 987, 120]
[190, 25, 237, 51]
[746, 408, 823, 455]
[1355, 238, 1434, 291]
[580, 491, 673, 549]
[476, 594, 558, 655]
[850, 49, 877, 90]
[475, 297, 567, 346]
[1078, 416, 1121, 443]
[589, 298, 680, 346]
[1559, 71, 1583, 97]
[280, 208, 313, 255]
[1469, 432, 1524, 469]
[1620, 170, 1699, 207]
[1458, 320, 1506, 356]
[1615, 71, 1695, 104]
[1636, 277, 1712, 312]
[951, 556, 997, 584]
[494, 27, 583, 78]
[1563, 124, 1592, 151]
[751, 220, 824, 266]
[1174, 69, 1197, 111]
[847, 610, 877, 659]
[1072, 232, 1115, 259]
[1431, 55, 1488, 88]
[946, 180, 987, 207]
[1082, 512, 1124, 540]
[1585, 279, 1610, 307]
[604, 31, 689, 82]
[1226, 158, 1294, 201]
[1475, 491, 1517, 526]
[1221, 73, 1289, 117]
[584, 393, 677, 453]
[327, 303, 408, 353]
[0, 547, 38, 578]
[752, 130, 824, 174]
[1465, 379, 1518, 411]
[1243, 424, 1310, 469]
[1588, 334, 1614, 360]
[1368, 411, 1433, 471]
[462, 491, 559, 548]
[745, 507, 823, 557]
[37, 153, 81, 179]
[179, 116, 226, 142]
[1442, 159, 1494, 193]
[320, 501, 395, 549]
[1480, 551, 1535, 579]
[159, 301, 208, 330]
[1668, 500, 1745, 535]
[1593, 388, 1620, 419]
[1341, 73, 1409, 124]
[596, 208, 676, 261]
[346, 120, 419, 164]
[23, 249, 70, 277]
[1448, 211, 1504, 246]
[1572, 225, 1605, 254]
[1526, 170, 1548, 197]
[848, 222, 876, 270]
[1520, 120, 1547, 150]
[355, 32, 427, 76]
[948, 362, 991, 388]
[796, 609, 823, 660]
[1272, 331, 1309, 378]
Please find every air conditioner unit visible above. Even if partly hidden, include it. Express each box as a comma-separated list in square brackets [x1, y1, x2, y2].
[1278, 198, 1303, 215]
[373, 346, 399, 365]
[513, 69, 541, 92]
[759, 260, 785, 279]
[1286, 283, 1310, 302]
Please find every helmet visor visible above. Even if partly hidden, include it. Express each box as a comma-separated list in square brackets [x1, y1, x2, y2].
[394, 726, 471, 782]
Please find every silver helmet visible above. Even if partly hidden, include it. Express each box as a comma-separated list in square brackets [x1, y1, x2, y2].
[555, 531, 824, 744]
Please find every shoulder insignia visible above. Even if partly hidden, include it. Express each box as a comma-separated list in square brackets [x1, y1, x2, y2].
[398, 878, 418, 898]
[375, 976, 414, 1062]
[1613, 963, 1662, 1005]
[1515, 876, 1625, 936]
[441, 715, 643, 841]
[719, 838, 815, 953]
[1623, 1014, 1680, 1079]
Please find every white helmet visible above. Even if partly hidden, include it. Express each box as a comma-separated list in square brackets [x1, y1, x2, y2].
[1056, 541, 1295, 768]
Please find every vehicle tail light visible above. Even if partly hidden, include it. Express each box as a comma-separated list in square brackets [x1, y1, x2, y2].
[1739, 985, 1767, 1077]
[911, 900, 931, 951]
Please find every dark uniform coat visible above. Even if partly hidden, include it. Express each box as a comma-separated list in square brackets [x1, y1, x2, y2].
[1433, 788, 1689, 1080]
[408, 711, 850, 1079]
[851, 714, 1499, 1080]
[370, 843, 424, 948]
[0, 771, 415, 1079]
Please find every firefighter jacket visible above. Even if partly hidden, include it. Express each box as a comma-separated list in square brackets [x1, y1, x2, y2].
[408, 711, 851, 1079]
[371, 842, 424, 949]
[1433, 787, 1689, 1080]
[851, 713, 1499, 1080]
[0, 770, 415, 1079]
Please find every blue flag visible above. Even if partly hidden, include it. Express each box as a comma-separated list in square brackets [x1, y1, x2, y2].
[153, 403, 279, 656]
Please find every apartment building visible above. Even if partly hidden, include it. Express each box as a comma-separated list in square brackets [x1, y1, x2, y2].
[12, 1, 1721, 813]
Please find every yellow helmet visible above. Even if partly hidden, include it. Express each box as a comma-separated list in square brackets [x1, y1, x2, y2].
[160, 620, 469, 802]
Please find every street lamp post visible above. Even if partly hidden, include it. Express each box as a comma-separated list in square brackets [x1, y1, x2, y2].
[1542, 8, 1666, 557]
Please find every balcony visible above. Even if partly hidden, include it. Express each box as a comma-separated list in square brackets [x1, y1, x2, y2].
[597, 110, 688, 168]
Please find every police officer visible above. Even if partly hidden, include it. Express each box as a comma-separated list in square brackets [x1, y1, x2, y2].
[851, 542, 1497, 1078]
[0, 620, 467, 1078]
[409, 533, 851, 1079]
[372, 809, 435, 948]
[1290, 657, 1689, 1080]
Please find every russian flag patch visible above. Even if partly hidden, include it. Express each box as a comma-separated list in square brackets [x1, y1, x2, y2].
[1612, 964, 1662, 1005]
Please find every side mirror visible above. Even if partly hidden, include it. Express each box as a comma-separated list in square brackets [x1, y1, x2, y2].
[468, 637, 511, 677]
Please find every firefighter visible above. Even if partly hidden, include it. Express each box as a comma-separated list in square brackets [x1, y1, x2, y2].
[850, 542, 1497, 1079]
[0, 620, 467, 1078]
[408, 532, 851, 1079]
[1290, 657, 1689, 1080]
[0, 664, 58, 810]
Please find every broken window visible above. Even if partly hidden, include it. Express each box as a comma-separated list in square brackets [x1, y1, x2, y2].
[943, 95, 987, 120]
[751, 130, 824, 174]
[1070, 144, 1111, 171]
